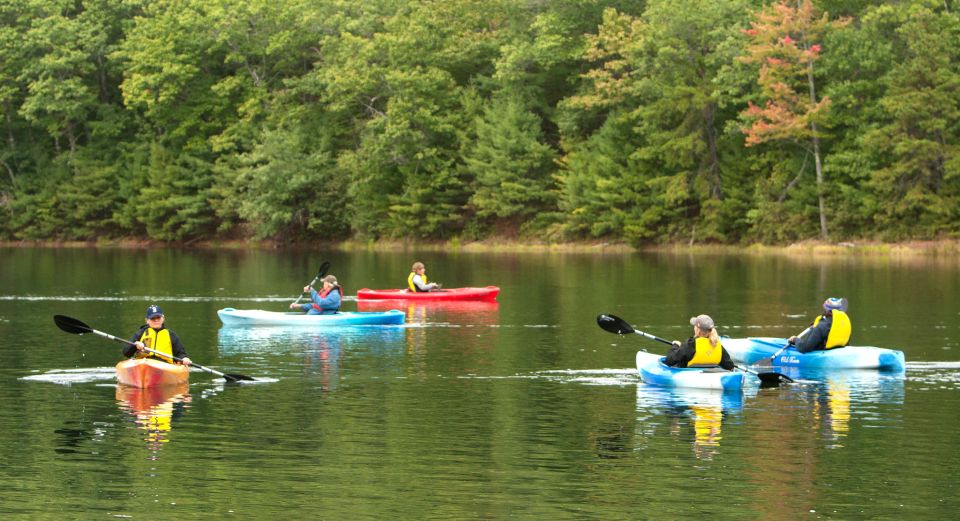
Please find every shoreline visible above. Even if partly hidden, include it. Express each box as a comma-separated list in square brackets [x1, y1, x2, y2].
[2, 238, 959, 257]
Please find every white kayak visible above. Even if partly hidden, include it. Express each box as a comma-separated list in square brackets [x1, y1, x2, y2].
[636, 351, 746, 391]
[723, 337, 906, 371]
[217, 308, 405, 327]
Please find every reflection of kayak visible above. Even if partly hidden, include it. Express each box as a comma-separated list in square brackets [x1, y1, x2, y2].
[356, 286, 500, 301]
[635, 384, 745, 412]
[116, 358, 189, 388]
[356, 298, 500, 325]
[116, 382, 190, 413]
[217, 308, 405, 326]
[636, 352, 744, 390]
[356, 299, 499, 313]
[723, 337, 906, 371]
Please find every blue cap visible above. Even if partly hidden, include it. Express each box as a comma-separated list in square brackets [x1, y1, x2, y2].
[145, 305, 164, 318]
[823, 297, 847, 313]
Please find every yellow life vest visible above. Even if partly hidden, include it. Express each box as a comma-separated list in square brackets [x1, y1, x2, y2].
[687, 337, 723, 367]
[407, 272, 428, 292]
[137, 328, 174, 363]
[813, 310, 851, 349]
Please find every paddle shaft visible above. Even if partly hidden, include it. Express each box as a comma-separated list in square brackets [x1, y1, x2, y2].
[85, 327, 236, 380]
[766, 325, 813, 361]
[292, 261, 331, 306]
[54, 315, 252, 382]
[596, 313, 792, 385]
[631, 330, 674, 346]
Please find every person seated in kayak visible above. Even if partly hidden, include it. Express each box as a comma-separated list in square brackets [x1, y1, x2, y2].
[289, 274, 342, 314]
[125, 305, 191, 366]
[788, 297, 851, 353]
[665, 314, 735, 370]
[408, 261, 441, 292]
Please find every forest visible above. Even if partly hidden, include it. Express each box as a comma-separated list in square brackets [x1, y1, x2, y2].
[0, 0, 957, 245]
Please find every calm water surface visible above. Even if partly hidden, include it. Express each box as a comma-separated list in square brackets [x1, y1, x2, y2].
[1, 248, 958, 519]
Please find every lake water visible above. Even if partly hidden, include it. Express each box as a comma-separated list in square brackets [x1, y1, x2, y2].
[1, 247, 958, 518]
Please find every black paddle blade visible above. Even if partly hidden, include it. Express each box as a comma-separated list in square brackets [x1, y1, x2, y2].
[757, 371, 794, 386]
[224, 373, 256, 382]
[596, 314, 636, 335]
[54, 315, 93, 335]
[317, 260, 331, 278]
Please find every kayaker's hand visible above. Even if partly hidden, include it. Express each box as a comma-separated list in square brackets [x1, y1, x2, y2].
[303, 285, 312, 293]
[289, 303, 299, 309]
[788, 336, 797, 345]
[181, 357, 192, 367]
[134, 341, 146, 351]
[671, 340, 681, 348]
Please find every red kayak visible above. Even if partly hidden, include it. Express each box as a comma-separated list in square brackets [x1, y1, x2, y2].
[116, 358, 190, 388]
[356, 286, 500, 301]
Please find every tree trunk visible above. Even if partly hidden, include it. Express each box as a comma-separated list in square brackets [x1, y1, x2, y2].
[806, 48, 828, 240]
[811, 129, 828, 239]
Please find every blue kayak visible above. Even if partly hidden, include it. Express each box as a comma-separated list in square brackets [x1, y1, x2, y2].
[723, 337, 905, 371]
[217, 308, 405, 327]
[636, 352, 745, 391]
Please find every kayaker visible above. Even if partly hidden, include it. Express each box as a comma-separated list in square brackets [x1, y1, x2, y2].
[788, 297, 851, 353]
[408, 261, 441, 292]
[289, 274, 342, 314]
[125, 305, 191, 366]
[666, 314, 735, 370]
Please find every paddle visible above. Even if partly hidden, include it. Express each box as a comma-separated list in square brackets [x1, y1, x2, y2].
[53, 314, 255, 382]
[291, 260, 331, 307]
[596, 313, 793, 386]
[751, 329, 808, 368]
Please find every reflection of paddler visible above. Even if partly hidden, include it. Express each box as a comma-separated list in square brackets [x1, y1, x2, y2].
[690, 404, 723, 447]
[814, 380, 850, 441]
[116, 383, 190, 445]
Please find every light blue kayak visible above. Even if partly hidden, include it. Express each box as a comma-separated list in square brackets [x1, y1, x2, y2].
[217, 308, 405, 327]
[636, 352, 745, 391]
[723, 337, 905, 371]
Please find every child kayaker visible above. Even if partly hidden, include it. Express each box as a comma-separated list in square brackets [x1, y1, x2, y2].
[788, 297, 851, 353]
[408, 262, 441, 292]
[289, 275, 342, 315]
[665, 314, 734, 370]
[125, 305, 191, 366]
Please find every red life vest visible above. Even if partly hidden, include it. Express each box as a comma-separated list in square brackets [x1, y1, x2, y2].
[311, 286, 342, 312]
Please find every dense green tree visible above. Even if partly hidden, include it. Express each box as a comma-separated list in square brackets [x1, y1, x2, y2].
[0, 0, 956, 245]
[862, 2, 960, 239]
[464, 97, 557, 234]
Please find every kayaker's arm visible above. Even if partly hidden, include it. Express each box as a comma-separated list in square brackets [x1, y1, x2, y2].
[719, 347, 735, 370]
[123, 325, 149, 358]
[664, 338, 695, 367]
[167, 330, 189, 363]
[793, 319, 829, 353]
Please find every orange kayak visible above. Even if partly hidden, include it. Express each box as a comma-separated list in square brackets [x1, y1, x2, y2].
[115, 358, 190, 388]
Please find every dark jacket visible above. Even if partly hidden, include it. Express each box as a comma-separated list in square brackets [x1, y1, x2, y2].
[791, 314, 833, 353]
[665, 337, 735, 370]
[124, 325, 188, 360]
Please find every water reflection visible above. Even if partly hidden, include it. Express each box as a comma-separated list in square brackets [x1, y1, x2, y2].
[218, 326, 405, 389]
[116, 383, 191, 457]
[356, 299, 500, 326]
[779, 368, 905, 448]
[217, 325, 405, 353]
[635, 386, 744, 460]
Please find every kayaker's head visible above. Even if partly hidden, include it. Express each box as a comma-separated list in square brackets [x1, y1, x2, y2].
[689, 314, 714, 333]
[823, 297, 848, 315]
[145, 305, 164, 327]
[321, 274, 339, 288]
[411, 261, 425, 273]
[690, 314, 719, 346]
